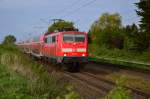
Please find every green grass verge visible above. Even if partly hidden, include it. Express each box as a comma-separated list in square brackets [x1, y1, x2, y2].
[0, 44, 82, 99]
[89, 56, 150, 71]
[89, 44, 150, 71]
[0, 64, 33, 99]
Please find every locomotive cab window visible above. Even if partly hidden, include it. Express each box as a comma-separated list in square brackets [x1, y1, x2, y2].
[75, 34, 85, 42]
[63, 34, 85, 42]
[63, 34, 74, 42]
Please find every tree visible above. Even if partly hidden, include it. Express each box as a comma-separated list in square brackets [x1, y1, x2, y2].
[88, 21, 100, 44]
[124, 23, 139, 37]
[135, 0, 150, 50]
[124, 24, 139, 50]
[136, 0, 150, 33]
[89, 13, 124, 49]
[98, 13, 122, 30]
[2, 35, 16, 45]
[48, 20, 76, 33]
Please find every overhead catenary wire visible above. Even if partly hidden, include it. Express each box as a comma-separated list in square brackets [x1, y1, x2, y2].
[23, 0, 139, 40]
[56, 0, 86, 16]
[39, 0, 97, 25]
[60, 0, 97, 18]
[40, 0, 86, 22]
[34, 0, 92, 32]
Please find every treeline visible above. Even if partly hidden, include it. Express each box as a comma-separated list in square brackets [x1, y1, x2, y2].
[89, 0, 150, 52]
[88, 13, 144, 51]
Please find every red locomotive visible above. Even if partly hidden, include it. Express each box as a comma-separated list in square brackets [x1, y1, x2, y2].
[18, 30, 88, 71]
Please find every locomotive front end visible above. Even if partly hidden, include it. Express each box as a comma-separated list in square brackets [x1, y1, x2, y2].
[60, 32, 88, 63]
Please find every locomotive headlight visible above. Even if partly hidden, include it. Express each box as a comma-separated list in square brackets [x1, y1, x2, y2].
[82, 54, 85, 56]
[77, 48, 86, 52]
[62, 48, 72, 52]
[64, 54, 67, 56]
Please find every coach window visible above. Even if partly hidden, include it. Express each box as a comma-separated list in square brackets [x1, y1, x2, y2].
[44, 37, 48, 43]
[52, 36, 56, 43]
[47, 36, 51, 43]
[34, 36, 39, 42]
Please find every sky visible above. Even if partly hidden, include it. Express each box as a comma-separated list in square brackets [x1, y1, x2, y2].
[0, 0, 140, 42]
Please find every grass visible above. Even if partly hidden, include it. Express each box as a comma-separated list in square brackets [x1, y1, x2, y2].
[0, 64, 36, 99]
[0, 44, 82, 99]
[89, 44, 150, 71]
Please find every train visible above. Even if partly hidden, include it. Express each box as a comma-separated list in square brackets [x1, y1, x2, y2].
[18, 29, 88, 71]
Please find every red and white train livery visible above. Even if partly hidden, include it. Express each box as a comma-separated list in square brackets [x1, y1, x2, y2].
[18, 30, 88, 71]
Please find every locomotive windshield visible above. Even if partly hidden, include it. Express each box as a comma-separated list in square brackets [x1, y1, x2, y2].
[63, 34, 85, 42]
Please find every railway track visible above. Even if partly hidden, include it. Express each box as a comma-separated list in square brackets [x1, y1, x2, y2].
[63, 71, 150, 99]
[34, 58, 150, 99]
[82, 72, 150, 99]
[89, 60, 150, 79]
[64, 72, 113, 93]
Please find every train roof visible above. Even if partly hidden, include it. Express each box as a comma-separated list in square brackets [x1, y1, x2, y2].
[45, 31, 86, 36]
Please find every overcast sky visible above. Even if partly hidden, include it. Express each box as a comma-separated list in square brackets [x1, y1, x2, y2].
[0, 0, 140, 42]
